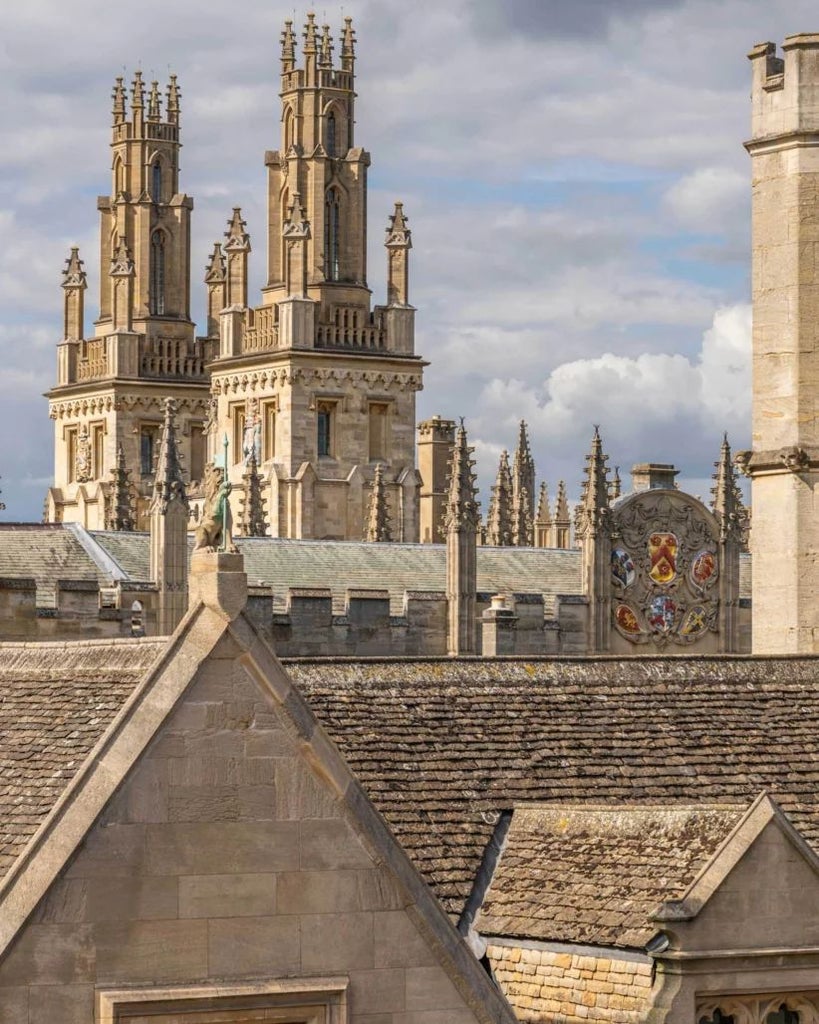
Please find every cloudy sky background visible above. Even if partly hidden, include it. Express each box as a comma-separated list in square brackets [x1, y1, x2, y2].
[0, 0, 813, 520]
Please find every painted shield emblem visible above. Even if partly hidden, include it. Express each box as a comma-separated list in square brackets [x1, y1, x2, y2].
[690, 550, 716, 588]
[648, 595, 676, 634]
[611, 548, 635, 588]
[648, 532, 677, 584]
[681, 605, 708, 638]
[615, 603, 642, 636]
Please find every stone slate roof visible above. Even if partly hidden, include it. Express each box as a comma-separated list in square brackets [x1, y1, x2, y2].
[290, 656, 819, 923]
[0, 638, 165, 880]
[475, 803, 745, 948]
[90, 532, 585, 614]
[0, 524, 109, 606]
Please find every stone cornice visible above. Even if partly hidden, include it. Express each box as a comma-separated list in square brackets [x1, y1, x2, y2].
[744, 130, 819, 155]
[735, 446, 819, 476]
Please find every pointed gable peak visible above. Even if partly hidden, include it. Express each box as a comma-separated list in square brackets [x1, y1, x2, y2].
[151, 398, 188, 513]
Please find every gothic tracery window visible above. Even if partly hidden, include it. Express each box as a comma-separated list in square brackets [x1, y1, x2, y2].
[324, 188, 340, 281]
[150, 230, 166, 315]
[699, 1011, 735, 1024]
[766, 1007, 800, 1024]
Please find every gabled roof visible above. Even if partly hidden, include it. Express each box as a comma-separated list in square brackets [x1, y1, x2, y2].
[474, 802, 747, 948]
[0, 523, 110, 604]
[0, 637, 165, 879]
[290, 656, 819, 920]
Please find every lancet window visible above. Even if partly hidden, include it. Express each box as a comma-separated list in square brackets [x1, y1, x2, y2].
[324, 189, 340, 281]
[150, 230, 166, 315]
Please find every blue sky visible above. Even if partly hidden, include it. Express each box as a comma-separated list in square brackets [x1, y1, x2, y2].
[0, 0, 814, 520]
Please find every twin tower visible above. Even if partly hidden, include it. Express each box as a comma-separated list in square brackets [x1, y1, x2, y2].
[46, 14, 423, 543]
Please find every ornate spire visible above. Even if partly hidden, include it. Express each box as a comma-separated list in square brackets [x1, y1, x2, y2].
[319, 23, 334, 68]
[238, 446, 268, 537]
[341, 16, 356, 70]
[131, 70, 145, 112]
[147, 80, 162, 121]
[112, 76, 126, 125]
[303, 12, 318, 53]
[166, 74, 181, 124]
[365, 462, 392, 542]
[512, 420, 536, 545]
[553, 479, 571, 548]
[576, 427, 610, 539]
[62, 247, 87, 290]
[712, 433, 746, 543]
[106, 443, 136, 531]
[224, 207, 251, 252]
[443, 420, 480, 532]
[151, 399, 188, 513]
[535, 481, 552, 526]
[555, 480, 570, 523]
[486, 450, 514, 546]
[609, 465, 622, 502]
[385, 202, 412, 248]
[281, 19, 297, 67]
[205, 242, 226, 283]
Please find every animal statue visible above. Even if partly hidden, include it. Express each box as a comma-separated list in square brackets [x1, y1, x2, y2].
[193, 462, 237, 553]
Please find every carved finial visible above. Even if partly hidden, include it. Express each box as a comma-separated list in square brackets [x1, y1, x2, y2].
[319, 23, 333, 68]
[166, 74, 181, 125]
[151, 399, 189, 513]
[283, 191, 311, 237]
[238, 446, 268, 537]
[147, 80, 162, 121]
[609, 465, 622, 502]
[341, 15, 356, 70]
[112, 76, 126, 125]
[385, 201, 412, 249]
[303, 12, 318, 53]
[536, 481, 552, 526]
[575, 427, 610, 540]
[205, 242, 226, 283]
[486, 450, 514, 546]
[365, 462, 392, 542]
[224, 207, 251, 252]
[443, 420, 480, 533]
[281, 19, 297, 67]
[712, 433, 747, 543]
[106, 443, 136, 531]
[62, 246, 87, 290]
[110, 239, 135, 277]
[131, 70, 145, 111]
[555, 480, 570, 523]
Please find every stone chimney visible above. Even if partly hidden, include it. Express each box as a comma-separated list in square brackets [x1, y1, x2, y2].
[630, 463, 679, 492]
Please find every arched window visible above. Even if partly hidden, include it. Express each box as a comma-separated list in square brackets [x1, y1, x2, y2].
[766, 1007, 800, 1024]
[326, 111, 336, 157]
[283, 107, 294, 151]
[114, 157, 124, 196]
[150, 230, 166, 315]
[152, 159, 162, 202]
[324, 189, 340, 281]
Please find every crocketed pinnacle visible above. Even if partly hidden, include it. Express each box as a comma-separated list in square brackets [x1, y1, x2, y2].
[238, 446, 268, 537]
[512, 420, 536, 545]
[131, 70, 145, 111]
[151, 399, 188, 514]
[319, 24, 333, 68]
[486, 450, 513, 546]
[205, 242, 226, 283]
[711, 433, 745, 542]
[112, 77, 126, 124]
[443, 421, 480, 533]
[609, 465, 622, 502]
[281, 19, 297, 65]
[365, 462, 392, 542]
[147, 80, 162, 121]
[385, 202, 412, 248]
[341, 16, 356, 68]
[576, 427, 610, 538]
[535, 481, 552, 526]
[224, 207, 251, 252]
[303, 12, 318, 53]
[166, 75, 181, 124]
[106, 443, 135, 531]
[62, 247, 87, 290]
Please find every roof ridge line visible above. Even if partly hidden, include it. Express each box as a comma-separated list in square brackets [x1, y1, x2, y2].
[65, 522, 129, 581]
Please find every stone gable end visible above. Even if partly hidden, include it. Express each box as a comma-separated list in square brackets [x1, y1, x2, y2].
[0, 630, 487, 1024]
[674, 817, 819, 953]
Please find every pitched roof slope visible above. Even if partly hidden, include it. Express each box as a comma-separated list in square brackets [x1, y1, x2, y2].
[0, 638, 165, 879]
[0, 524, 108, 604]
[289, 656, 819, 919]
[476, 803, 745, 948]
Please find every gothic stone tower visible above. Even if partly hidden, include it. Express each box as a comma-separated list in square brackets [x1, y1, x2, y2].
[745, 36, 819, 653]
[45, 73, 213, 529]
[208, 15, 424, 541]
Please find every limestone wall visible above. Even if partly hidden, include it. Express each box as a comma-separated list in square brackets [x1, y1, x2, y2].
[486, 941, 653, 1024]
